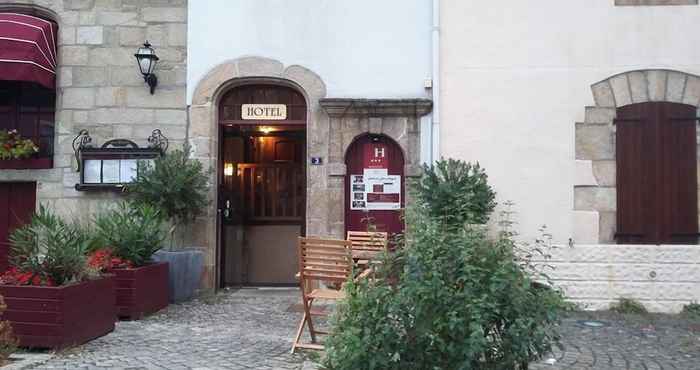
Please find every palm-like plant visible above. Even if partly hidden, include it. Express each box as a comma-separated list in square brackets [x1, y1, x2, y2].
[93, 202, 165, 266]
[9, 205, 92, 286]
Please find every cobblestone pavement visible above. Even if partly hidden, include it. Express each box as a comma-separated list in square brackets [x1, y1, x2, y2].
[530, 311, 700, 370]
[29, 289, 309, 370]
[23, 289, 700, 370]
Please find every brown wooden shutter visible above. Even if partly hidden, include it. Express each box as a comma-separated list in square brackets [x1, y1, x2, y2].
[616, 103, 655, 243]
[616, 102, 698, 245]
[661, 103, 698, 244]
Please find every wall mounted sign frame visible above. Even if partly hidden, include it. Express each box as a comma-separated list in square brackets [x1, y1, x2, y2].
[72, 129, 168, 191]
[241, 104, 287, 120]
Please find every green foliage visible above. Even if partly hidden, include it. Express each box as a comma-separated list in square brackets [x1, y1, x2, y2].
[324, 201, 569, 370]
[610, 298, 648, 315]
[126, 147, 210, 248]
[9, 205, 94, 286]
[682, 302, 700, 319]
[414, 158, 497, 227]
[94, 202, 166, 266]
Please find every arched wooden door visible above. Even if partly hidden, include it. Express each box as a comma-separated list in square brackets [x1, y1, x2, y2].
[345, 134, 405, 238]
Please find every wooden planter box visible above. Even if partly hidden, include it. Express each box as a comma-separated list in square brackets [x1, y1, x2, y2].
[0, 158, 52, 170]
[114, 262, 169, 320]
[0, 276, 116, 349]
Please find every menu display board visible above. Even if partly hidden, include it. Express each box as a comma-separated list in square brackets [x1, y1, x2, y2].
[350, 171, 401, 210]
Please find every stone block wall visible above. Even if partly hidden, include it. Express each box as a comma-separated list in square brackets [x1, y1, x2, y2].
[532, 244, 700, 313]
[0, 0, 187, 222]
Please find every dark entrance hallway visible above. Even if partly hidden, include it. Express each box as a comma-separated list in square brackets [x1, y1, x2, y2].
[218, 84, 306, 286]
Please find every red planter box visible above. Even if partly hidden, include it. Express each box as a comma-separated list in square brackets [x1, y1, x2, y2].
[0, 158, 53, 169]
[114, 262, 169, 320]
[0, 276, 116, 349]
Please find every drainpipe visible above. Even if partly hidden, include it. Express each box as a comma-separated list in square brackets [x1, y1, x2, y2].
[431, 0, 440, 163]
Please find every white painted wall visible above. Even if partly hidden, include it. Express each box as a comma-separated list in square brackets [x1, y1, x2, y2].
[187, 0, 432, 103]
[441, 0, 700, 243]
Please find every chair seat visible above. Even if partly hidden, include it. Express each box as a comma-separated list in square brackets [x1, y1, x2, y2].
[308, 288, 345, 300]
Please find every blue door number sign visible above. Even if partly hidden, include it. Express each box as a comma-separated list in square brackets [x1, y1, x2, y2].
[311, 157, 323, 165]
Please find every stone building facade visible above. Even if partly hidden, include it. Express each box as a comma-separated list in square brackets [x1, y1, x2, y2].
[0, 0, 187, 218]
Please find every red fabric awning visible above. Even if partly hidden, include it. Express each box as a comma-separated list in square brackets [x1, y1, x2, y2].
[0, 13, 57, 89]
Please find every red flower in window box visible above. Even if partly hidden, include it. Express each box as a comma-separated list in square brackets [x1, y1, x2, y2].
[0, 129, 39, 160]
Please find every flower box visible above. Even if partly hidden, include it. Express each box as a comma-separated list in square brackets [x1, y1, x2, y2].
[0, 158, 52, 170]
[0, 276, 116, 349]
[114, 262, 169, 320]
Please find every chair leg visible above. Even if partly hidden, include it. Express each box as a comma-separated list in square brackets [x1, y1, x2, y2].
[305, 298, 318, 343]
[290, 310, 308, 354]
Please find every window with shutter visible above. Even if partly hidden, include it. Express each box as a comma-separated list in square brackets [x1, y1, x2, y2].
[616, 102, 698, 244]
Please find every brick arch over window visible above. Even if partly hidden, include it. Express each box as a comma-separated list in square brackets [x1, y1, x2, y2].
[574, 69, 700, 244]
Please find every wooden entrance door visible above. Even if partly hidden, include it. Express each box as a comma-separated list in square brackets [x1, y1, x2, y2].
[345, 135, 405, 238]
[218, 84, 307, 286]
[0, 182, 36, 271]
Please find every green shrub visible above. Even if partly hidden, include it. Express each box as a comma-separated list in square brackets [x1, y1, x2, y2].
[323, 201, 569, 370]
[610, 298, 648, 315]
[126, 147, 210, 249]
[9, 205, 94, 286]
[94, 202, 166, 266]
[414, 158, 496, 227]
[681, 302, 700, 319]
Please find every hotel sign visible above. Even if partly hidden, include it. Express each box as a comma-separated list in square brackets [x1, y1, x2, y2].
[241, 104, 287, 120]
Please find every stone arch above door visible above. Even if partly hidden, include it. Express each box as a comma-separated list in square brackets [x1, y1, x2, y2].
[574, 69, 700, 244]
[187, 56, 326, 290]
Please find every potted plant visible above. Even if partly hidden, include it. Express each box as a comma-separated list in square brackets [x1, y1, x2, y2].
[127, 147, 210, 303]
[0, 206, 116, 349]
[0, 129, 50, 169]
[92, 202, 168, 320]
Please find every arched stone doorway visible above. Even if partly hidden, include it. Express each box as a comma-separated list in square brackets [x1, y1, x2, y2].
[188, 57, 326, 289]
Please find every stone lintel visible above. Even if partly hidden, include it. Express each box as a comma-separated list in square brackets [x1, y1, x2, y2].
[319, 98, 432, 118]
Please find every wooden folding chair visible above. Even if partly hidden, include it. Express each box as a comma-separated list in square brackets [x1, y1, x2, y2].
[291, 237, 353, 353]
[347, 231, 389, 265]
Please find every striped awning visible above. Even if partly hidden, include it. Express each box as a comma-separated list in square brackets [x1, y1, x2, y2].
[0, 13, 57, 89]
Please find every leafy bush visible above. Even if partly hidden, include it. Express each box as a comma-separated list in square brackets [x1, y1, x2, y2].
[682, 302, 700, 319]
[0, 296, 17, 365]
[610, 298, 648, 315]
[94, 202, 165, 266]
[126, 147, 210, 249]
[414, 158, 496, 227]
[8, 206, 95, 286]
[324, 200, 569, 370]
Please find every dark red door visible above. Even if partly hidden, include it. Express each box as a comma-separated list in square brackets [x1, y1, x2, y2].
[0, 182, 36, 270]
[345, 135, 404, 238]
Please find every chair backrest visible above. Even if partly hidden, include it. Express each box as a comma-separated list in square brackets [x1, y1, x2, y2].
[346, 231, 389, 252]
[298, 237, 353, 287]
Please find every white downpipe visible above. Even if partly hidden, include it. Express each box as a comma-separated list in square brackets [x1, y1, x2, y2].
[431, 0, 440, 163]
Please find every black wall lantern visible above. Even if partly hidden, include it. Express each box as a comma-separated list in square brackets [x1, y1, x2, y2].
[134, 41, 159, 94]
